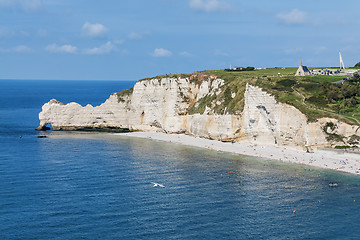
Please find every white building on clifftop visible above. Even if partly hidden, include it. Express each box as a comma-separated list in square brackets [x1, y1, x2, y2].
[295, 59, 310, 76]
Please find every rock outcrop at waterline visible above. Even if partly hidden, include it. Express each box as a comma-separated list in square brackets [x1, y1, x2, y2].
[36, 75, 360, 148]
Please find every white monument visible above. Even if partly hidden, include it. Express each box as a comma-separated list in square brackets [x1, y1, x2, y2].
[339, 51, 345, 72]
[295, 59, 310, 76]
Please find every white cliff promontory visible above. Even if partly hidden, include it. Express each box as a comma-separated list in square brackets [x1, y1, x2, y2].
[36, 75, 360, 148]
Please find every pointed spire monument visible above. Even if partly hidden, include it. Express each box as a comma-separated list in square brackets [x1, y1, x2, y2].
[295, 59, 310, 76]
[339, 51, 345, 71]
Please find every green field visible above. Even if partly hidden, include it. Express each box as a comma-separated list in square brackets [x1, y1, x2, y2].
[199, 67, 298, 79]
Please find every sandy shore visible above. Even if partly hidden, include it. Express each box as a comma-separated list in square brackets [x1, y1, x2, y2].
[115, 132, 360, 176]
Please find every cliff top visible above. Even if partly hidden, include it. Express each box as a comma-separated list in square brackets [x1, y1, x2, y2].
[117, 67, 360, 125]
[209, 68, 360, 125]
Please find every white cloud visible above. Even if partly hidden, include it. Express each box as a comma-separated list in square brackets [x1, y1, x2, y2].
[0, 45, 33, 53]
[152, 48, 172, 57]
[277, 9, 307, 25]
[180, 51, 193, 57]
[82, 22, 108, 38]
[128, 31, 150, 40]
[45, 43, 77, 54]
[128, 32, 143, 40]
[0, 0, 43, 12]
[189, 0, 230, 12]
[13, 45, 32, 53]
[83, 41, 116, 55]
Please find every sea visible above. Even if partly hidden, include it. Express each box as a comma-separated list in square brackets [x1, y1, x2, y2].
[1, 79, 360, 240]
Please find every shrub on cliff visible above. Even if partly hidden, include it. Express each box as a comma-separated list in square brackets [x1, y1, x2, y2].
[350, 73, 360, 83]
[224, 66, 255, 72]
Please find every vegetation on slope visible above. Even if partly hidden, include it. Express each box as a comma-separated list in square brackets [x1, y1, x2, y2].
[198, 68, 360, 124]
[114, 87, 133, 103]
[115, 67, 360, 125]
[188, 78, 247, 115]
[187, 68, 296, 115]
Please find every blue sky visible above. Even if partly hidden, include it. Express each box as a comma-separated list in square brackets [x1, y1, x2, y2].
[0, 0, 359, 80]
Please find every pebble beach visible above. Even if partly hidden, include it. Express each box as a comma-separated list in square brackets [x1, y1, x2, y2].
[116, 132, 360, 176]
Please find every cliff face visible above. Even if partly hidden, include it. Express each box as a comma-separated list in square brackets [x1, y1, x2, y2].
[37, 75, 360, 148]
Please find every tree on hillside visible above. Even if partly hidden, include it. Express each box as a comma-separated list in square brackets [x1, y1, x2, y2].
[350, 73, 360, 83]
[355, 62, 360, 67]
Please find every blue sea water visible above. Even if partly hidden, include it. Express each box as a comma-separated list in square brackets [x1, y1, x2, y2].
[1, 79, 360, 240]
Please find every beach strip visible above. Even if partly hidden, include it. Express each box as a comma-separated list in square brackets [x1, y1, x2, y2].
[115, 132, 360, 176]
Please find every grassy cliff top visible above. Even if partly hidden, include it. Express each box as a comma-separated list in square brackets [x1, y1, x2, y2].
[199, 68, 360, 124]
[119, 67, 360, 125]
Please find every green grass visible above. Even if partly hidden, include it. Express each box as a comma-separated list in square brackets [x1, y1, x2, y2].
[139, 73, 192, 82]
[198, 67, 298, 79]
[114, 87, 133, 103]
[334, 145, 351, 149]
[116, 67, 360, 125]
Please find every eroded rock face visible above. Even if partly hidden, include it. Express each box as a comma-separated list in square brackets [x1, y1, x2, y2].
[37, 77, 360, 147]
[37, 96, 131, 130]
[243, 85, 325, 146]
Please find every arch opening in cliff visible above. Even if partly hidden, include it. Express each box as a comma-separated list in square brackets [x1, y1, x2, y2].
[35, 123, 52, 131]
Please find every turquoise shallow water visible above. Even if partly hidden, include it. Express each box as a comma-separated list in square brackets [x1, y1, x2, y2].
[1, 79, 360, 239]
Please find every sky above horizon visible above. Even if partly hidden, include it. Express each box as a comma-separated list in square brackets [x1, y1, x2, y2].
[0, 0, 359, 80]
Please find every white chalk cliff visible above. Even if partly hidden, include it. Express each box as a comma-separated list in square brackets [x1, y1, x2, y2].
[37, 75, 360, 148]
